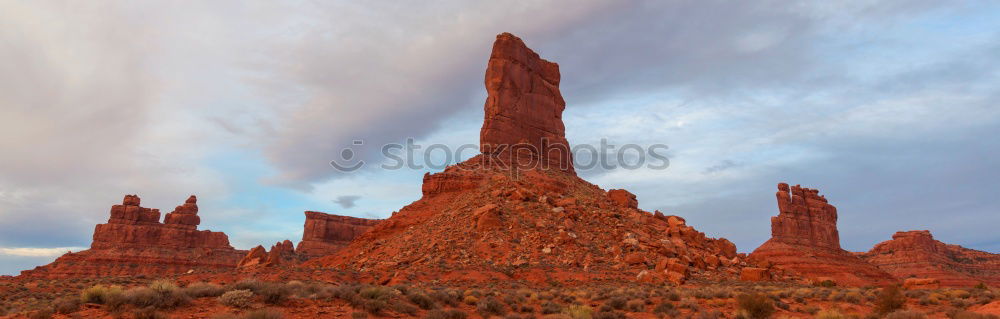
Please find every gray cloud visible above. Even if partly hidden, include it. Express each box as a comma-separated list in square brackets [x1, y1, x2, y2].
[333, 195, 361, 209]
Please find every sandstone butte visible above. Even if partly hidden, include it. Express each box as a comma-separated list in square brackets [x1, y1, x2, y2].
[748, 183, 895, 286]
[860, 230, 1000, 287]
[20, 195, 246, 278]
[297, 211, 381, 257]
[305, 33, 742, 285]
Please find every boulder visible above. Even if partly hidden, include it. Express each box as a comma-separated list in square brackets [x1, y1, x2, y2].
[608, 189, 638, 209]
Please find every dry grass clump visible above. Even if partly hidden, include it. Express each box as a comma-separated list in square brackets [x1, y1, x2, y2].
[184, 282, 225, 298]
[476, 296, 507, 317]
[219, 289, 254, 309]
[735, 293, 775, 319]
[884, 310, 927, 319]
[564, 305, 593, 319]
[426, 309, 469, 319]
[874, 286, 906, 316]
[80, 284, 125, 304]
[51, 296, 80, 314]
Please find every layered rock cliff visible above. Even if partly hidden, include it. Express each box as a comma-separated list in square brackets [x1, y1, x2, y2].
[20, 195, 244, 278]
[860, 230, 1000, 287]
[296, 212, 381, 257]
[749, 183, 894, 286]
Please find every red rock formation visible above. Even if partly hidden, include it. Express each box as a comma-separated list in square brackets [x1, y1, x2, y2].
[771, 183, 840, 250]
[480, 32, 573, 173]
[749, 183, 894, 286]
[20, 195, 244, 278]
[860, 230, 1000, 287]
[608, 189, 638, 209]
[304, 33, 743, 285]
[296, 212, 380, 257]
[239, 240, 298, 268]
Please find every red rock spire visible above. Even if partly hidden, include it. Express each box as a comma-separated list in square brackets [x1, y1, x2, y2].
[480, 33, 574, 173]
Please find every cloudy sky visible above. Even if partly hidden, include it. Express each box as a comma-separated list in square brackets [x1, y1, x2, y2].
[2, 1, 999, 275]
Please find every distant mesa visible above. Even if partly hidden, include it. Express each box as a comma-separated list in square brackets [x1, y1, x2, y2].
[21, 195, 245, 278]
[296, 211, 381, 257]
[749, 183, 894, 286]
[861, 230, 1000, 287]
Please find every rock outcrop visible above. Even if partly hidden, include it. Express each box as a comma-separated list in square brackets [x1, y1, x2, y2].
[749, 183, 894, 286]
[296, 212, 381, 257]
[239, 240, 297, 268]
[305, 33, 743, 285]
[480, 32, 573, 173]
[860, 230, 1000, 287]
[20, 195, 244, 278]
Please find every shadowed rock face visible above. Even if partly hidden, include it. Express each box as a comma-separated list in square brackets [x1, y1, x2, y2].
[20, 195, 244, 278]
[480, 32, 573, 173]
[295, 211, 381, 257]
[861, 230, 1000, 287]
[750, 183, 894, 286]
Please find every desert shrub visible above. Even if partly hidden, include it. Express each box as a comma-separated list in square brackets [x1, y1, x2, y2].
[477, 296, 507, 317]
[846, 291, 864, 304]
[125, 285, 191, 309]
[626, 299, 644, 312]
[132, 307, 168, 319]
[736, 293, 775, 319]
[817, 309, 847, 319]
[593, 311, 626, 319]
[426, 309, 469, 319]
[80, 284, 125, 304]
[874, 286, 906, 316]
[231, 279, 264, 292]
[565, 305, 593, 319]
[606, 296, 627, 310]
[350, 311, 368, 319]
[184, 282, 225, 298]
[359, 286, 393, 300]
[952, 298, 969, 309]
[391, 300, 418, 315]
[817, 280, 837, 287]
[542, 301, 564, 314]
[884, 310, 927, 319]
[52, 296, 81, 314]
[219, 289, 254, 309]
[258, 282, 291, 305]
[241, 308, 283, 319]
[653, 302, 674, 313]
[948, 310, 1000, 319]
[697, 310, 723, 319]
[431, 289, 461, 307]
[409, 292, 437, 309]
[28, 308, 54, 319]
